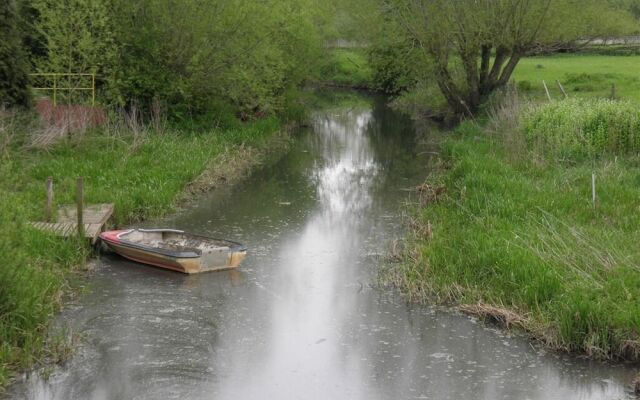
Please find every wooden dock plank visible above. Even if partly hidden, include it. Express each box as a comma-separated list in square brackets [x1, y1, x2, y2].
[30, 203, 114, 243]
[58, 203, 114, 225]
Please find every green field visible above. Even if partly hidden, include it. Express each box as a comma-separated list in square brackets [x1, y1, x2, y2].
[513, 55, 640, 102]
[0, 115, 288, 387]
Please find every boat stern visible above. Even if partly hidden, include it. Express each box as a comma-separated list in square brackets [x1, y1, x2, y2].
[229, 249, 247, 268]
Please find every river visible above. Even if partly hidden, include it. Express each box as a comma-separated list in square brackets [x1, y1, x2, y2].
[8, 93, 636, 399]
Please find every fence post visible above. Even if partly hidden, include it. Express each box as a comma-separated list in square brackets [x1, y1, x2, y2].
[76, 177, 84, 238]
[45, 177, 54, 222]
[53, 75, 57, 106]
[556, 80, 568, 98]
[542, 80, 552, 101]
[92, 74, 96, 107]
[611, 83, 616, 100]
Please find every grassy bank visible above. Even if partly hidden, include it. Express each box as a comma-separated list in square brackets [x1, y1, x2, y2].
[388, 97, 640, 360]
[513, 54, 640, 102]
[317, 48, 373, 88]
[0, 112, 291, 387]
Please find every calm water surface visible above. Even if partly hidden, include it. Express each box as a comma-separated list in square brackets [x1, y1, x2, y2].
[9, 94, 636, 399]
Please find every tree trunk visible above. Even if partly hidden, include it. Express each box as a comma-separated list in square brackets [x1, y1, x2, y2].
[483, 46, 509, 94]
[434, 64, 472, 116]
[478, 45, 491, 88]
[496, 51, 523, 87]
[460, 47, 481, 112]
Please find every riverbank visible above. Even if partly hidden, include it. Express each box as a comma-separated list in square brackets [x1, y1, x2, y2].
[387, 97, 640, 360]
[0, 113, 292, 388]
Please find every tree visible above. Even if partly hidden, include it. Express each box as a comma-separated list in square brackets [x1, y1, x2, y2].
[108, 0, 326, 117]
[0, 0, 31, 108]
[32, 0, 116, 76]
[380, 0, 636, 116]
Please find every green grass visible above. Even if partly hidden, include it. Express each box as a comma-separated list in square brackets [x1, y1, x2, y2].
[522, 98, 640, 158]
[513, 55, 640, 102]
[0, 115, 283, 387]
[391, 116, 640, 360]
[318, 48, 373, 88]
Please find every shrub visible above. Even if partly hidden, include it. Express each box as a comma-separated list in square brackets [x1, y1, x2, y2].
[522, 98, 640, 159]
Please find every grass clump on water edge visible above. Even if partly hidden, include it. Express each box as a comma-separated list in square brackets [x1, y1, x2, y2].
[386, 97, 640, 360]
[0, 109, 286, 388]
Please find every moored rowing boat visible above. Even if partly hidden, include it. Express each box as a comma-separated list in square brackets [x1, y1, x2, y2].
[100, 229, 247, 274]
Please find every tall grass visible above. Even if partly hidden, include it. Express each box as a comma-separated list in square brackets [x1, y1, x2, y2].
[388, 96, 640, 360]
[522, 98, 640, 159]
[0, 109, 286, 387]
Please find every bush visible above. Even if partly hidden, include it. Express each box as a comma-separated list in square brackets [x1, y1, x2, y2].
[522, 98, 640, 158]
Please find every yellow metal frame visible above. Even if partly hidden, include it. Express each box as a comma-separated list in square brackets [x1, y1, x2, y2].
[30, 73, 96, 106]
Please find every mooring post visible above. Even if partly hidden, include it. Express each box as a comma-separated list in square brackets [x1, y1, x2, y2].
[45, 177, 53, 222]
[76, 177, 84, 238]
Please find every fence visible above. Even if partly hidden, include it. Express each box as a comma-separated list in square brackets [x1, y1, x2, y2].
[30, 73, 96, 106]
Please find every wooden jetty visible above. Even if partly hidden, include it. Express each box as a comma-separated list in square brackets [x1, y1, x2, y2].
[30, 177, 114, 243]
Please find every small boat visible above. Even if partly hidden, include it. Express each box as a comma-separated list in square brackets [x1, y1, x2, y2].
[99, 229, 247, 274]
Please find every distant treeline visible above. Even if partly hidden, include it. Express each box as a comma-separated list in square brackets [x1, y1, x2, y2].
[1, 0, 344, 120]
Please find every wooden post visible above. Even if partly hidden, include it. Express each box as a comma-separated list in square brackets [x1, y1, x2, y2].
[542, 80, 552, 101]
[556, 80, 568, 98]
[611, 83, 616, 100]
[76, 177, 84, 238]
[45, 177, 54, 222]
[91, 73, 96, 107]
[53, 75, 57, 106]
[592, 172, 596, 209]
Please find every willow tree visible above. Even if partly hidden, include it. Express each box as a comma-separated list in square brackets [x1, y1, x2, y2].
[383, 0, 634, 115]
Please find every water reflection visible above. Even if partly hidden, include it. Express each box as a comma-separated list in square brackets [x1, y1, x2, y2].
[8, 94, 635, 400]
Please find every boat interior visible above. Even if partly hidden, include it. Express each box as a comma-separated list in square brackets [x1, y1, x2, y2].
[120, 230, 233, 253]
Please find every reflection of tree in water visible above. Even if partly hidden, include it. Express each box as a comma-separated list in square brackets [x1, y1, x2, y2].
[312, 109, 378, 217]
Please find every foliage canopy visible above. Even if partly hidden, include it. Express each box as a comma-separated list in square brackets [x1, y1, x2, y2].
[24, 0, 331, 120]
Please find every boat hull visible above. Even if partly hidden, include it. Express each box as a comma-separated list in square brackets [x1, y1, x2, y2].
[100, 229, 247, 274]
